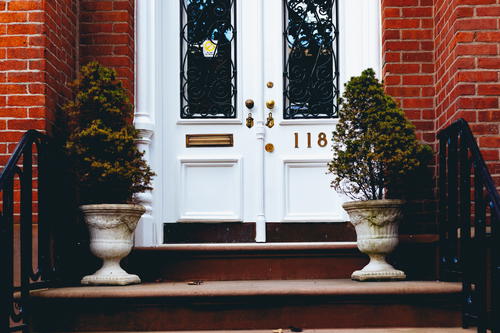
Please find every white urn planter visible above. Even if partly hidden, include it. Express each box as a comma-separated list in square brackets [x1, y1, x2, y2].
[343, 199, 406, 281]
[80, 204, 145, 285]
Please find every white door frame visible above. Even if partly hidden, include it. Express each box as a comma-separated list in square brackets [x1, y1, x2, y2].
[134, 0, 381, 247]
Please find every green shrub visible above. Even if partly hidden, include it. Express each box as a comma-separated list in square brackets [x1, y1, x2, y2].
[64, 62, 155, 204]
[328, 68, 432, 201]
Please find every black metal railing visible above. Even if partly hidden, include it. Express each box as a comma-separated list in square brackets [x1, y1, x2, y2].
[0, 130, 58, 333]
[438, 118, 500, 333]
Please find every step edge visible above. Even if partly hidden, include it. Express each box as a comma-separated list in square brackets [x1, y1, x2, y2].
[31, 280, 462, 300]
[135, 242, 358, 252]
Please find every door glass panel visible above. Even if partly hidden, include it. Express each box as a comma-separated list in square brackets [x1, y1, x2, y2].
[283, 0, 339, 119]
[180, 0, 237, 118]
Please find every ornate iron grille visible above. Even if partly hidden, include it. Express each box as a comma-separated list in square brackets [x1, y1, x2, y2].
[283, 0, 339, 119]
[180, 0, 237, 119]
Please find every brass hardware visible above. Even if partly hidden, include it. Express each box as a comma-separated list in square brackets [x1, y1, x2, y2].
[266, 100, 275, 109]
[266, 81, 274, 88]
[245, 99, 254, 109]
[246, 113, 254, 128]
[265, 143, 274, 153]
[186, 134, 233, 147]
[265, 112, 274, 128]
[318, 132, 328, 147]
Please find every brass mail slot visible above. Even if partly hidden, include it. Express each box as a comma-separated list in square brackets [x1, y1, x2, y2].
[186, 134, 234, 147]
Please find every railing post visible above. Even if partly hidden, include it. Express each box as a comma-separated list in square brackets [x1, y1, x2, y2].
[491, 209, 499, 332]
[459, 137, 472, 328]
[447, 134, 459, 277]
[1, 178, 14, 332]
[438, 136, 448, 279]
[20, 145, 33, 332]
[474, 172, 487, 333]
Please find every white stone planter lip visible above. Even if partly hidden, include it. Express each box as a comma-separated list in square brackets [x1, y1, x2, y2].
[80, 204, 146, 215]
[342, 199, 405, 211]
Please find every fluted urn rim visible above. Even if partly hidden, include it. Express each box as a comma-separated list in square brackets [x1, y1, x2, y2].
[80, 204, 146, 215]
[342, 199, 405, 211]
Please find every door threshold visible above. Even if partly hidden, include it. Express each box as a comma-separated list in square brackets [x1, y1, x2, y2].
[135, 241, 358, 252]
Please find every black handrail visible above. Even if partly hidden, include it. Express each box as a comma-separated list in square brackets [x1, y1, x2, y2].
[438, 118, 500, 333]
[0, 130, 57, 333]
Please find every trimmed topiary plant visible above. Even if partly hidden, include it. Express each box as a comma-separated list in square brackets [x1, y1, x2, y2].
[64, 61, 154, 204]
[328, 68, 433, 281]
[328, 68, 432, 201]
[64, 61, 155, 285]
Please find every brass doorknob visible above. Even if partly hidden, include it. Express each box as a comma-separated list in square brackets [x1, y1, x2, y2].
[245, 99, 254, 109]
[266, 100, 275, 109]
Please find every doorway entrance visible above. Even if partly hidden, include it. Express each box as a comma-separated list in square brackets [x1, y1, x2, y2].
[135, 0, 381, 245]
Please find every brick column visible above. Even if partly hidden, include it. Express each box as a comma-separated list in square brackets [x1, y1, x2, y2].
[381, 0, 435, 146]
[434, 0, 500, 182]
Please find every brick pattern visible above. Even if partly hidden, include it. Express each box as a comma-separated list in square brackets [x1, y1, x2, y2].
[44, 0, 78, 127]
[0, 0, 46, 166]
[381, 0, 437, 233]
[434, 0, 500, 183]
[79, 0, 134, 99]
[381, 0, 435, 148]
[0, 0, 77, 160]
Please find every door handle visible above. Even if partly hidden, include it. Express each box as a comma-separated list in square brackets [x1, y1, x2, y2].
[245, 99, 254, 128]
[266, 100, 275, 109]
[245, 99, 254, 109]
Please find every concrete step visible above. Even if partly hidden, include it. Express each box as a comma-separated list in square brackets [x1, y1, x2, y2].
[68, 327, 476, 333]
[125, 239, 438, 282]
[30, 279, 462, 332]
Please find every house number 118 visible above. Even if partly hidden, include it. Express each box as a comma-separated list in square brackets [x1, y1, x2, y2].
[294, 132, 328, 148]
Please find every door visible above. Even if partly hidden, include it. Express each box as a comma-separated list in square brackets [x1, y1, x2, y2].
[162, 0, 381, 242]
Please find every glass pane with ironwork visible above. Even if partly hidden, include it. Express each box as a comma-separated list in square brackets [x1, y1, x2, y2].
[283, 0, 339, 119]
[180, 0, 237, 119]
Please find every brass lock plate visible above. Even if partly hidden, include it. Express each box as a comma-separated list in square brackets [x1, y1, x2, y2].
[265, 143, 274, 153]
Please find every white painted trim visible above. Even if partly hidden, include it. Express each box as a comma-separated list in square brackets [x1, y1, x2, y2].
[279, 119, 339, 126]
[177, 119, 243, 125]
[134, 0, 163, 246]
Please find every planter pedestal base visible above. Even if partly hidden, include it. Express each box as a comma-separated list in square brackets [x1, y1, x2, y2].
[352, 269, 406, 281]
[351, 253, 406, 281]
[81, 261, 141, 286]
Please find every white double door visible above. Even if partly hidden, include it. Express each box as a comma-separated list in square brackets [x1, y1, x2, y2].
[160, 0, 381, 242]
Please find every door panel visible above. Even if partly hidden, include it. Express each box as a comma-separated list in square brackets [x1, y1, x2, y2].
[178, 157, 243, 221]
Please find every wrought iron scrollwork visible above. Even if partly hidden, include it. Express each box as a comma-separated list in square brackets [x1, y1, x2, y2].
[180, 0, 237, 119]
[283, 0, 339, 119]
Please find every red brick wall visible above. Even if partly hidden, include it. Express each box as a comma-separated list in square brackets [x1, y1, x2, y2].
[434, 0, 500, 179]
[381, 0, 435, 148]
[0, 0, 78, 224]
[381, 0, 437, 232]
[0, 0, 77, 162]
[44, 0, 78, 128]
[79, 0, 135, 99]
[1, 0, 46, 165]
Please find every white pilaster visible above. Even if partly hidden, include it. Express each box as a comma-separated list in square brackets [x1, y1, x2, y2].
[134, 0, 160, 246]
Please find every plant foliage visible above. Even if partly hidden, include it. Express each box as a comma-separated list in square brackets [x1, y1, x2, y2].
[64, 62, 155, 204]
[328, 68, 432, 200]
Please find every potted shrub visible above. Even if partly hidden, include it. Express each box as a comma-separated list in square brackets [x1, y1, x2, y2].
[64, 62, 155, 285]
[328, 68, 432, 281]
